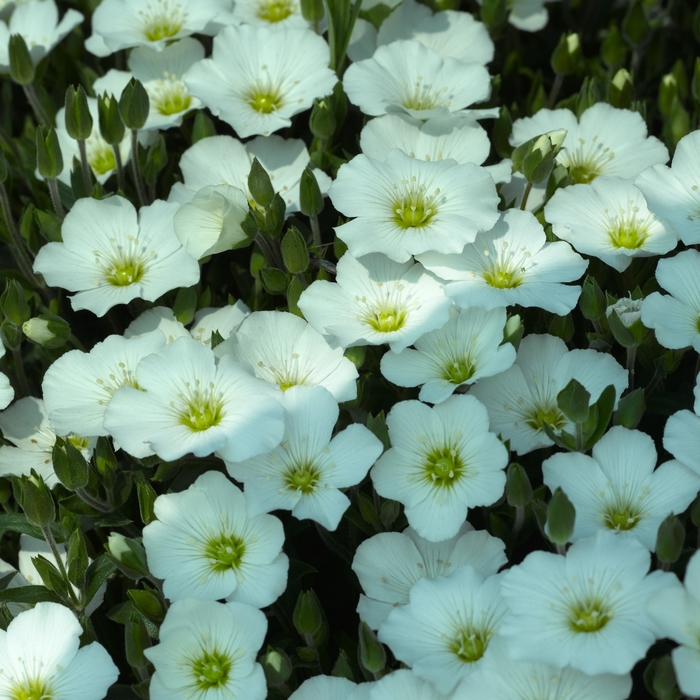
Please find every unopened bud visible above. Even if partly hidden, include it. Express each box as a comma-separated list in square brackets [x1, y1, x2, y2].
[97, 93, 125, 146]
[119, 78, 150, 130]
[248, 158, 275, 209]
[551, 33, 581, 76]
[64, 85, 93, 141]
[36, 126, 64, 180]
[358, 621, 386, 674]
[22, 314, 70, 348]
[545, 487, 576, 546]
[260, 647, 293, 686]
[9, 34, 34, 85]
[299, 167, 324, 217]
[281, 226, 309, 274]
[309, 97, 336, 140]
[656, 513, 684, 565]
[506, 463, 533, 508]
[609, 68, 633, 109]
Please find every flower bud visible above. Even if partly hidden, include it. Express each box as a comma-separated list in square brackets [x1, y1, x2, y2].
[309, 97, 336, 140]
[260, 267, 288, 294]
[22, 314, 70, 348]
[1, 279, 31, 326]
[545, 487, 576, 546]
[8, 34, 34, 85]
[281, 226, 309, 274]
[575, 77, 601, 118]
[658, 74, 678, 117]
[609, 68, 633, 109]
[358, 621, 386, 674]
[52, 436, 90, 491]
[656, 513, 684, 565]
[503, 313, 524, 350]
[293, 589, 324, 637]
[260, 647, 293, 686]
[248, 157, 275, 209]
[601, 24, 627, 69]
[119, 78, 150, 131]
[579, 275, 606, 321]
[300, 0, 324, 24]
[21, 473, 56, 528]
[299, 166, 324, 217]
[64, 85, 93, 141]
[512, 130, 566, 185]
[106, 533, 150, 578]
[606, 296, 647, 347]
[97, 93, 125, 146]
[622, 0, 649, 46]
[505, 463, 533, 508]
[36, 126, 64, 180]
[551, 33, 581, 76]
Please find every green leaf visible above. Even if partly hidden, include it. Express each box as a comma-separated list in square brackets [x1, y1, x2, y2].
[614, 388, 646, 429]
[556, 379, 591, 424]
[0, 513, 43, 539]
[84, 554, 116, 607]
[32, 555, 73, 600]
[583, 384, 616, 450]
[173, 286, 197, 325]
[0, 585, 63, 605]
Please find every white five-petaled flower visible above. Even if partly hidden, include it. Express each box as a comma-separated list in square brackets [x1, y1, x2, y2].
[226, 385, 383, 531]
[142, 470, 288, 606]
[299, 253, 451, 352]
[33, 196, 200, 317]
[499, 531, 679, 675]
[329, 150, 499, 263]
[510, 103, 669, 185]
[103, 336, 285, 462]
[0, 602, 118, 700]
[544, 177, 678, 272]
[371, 394, 508, 541]
[418, 208, 587, 315]
[542, 426, 700, 550]
[145, 598, 268, 700]
[185, 24, 337, 138]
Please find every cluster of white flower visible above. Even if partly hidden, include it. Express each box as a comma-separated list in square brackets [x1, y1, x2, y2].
[1, 0, 700, 699]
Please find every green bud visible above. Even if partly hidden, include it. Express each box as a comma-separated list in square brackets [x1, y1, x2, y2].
[287, 276, 304, 317]
[506, 463, 533, 508]
[622, 0, 649, 45]
[658, 74, 678, 117]
[358, 621, 386, 674]
[260, 267, 288, 294]
[344, 345, 365, 369]
[0, 321, 22, 351]
[300, 0, 324, 24]
[67, 528, 89, 588]
[248, 158, 275, 209]
[136, 479, 157, 525]
[264, 193, 287, 238]
[609, 68, 633, 109]
[332, 649, 355, 681]
[647, 655, 679, 700]
[22, 314, 71, 348]
[309, 97, 336, 140]
[666, 96, 691, 149]
[492, 105, 513, 160]
[551, 33, 581, 76]
[142, 134, 167, 185]
[97, 93, 125, 146]
[293, 589, 324, 637]
[36, 126, 64, 180]
[512, 130, 566, 185]
[671, 58, 688, 101]
[601, 24, 627, 69]
[545, 162, 571, 201]
[480, 0, 507, 30]
[557, 378, 591, 424]
[1, 279, 31, 326]
[503, 314, 524, 350]
[64, 85, 93, 141]
[545, 487, 575, 546]
[106, 533, 150, 579]
[21, 473, 56, 528]
[191, 110, 216, 143]
[119, 78, 150, 131]
[173, 285, 197, 325]
[128, 588, 167, 621]
[52, 436, 89, 491]
[548, 312, 574, 343]
[281, 227, 309, 274]
[656, 513, 684, 565]
[260, 647, 293, 686]
[579, 275, 606, 321]
[94, 436, 118, 477]
[576, 78, 601, 118]
[8, 34, 35, 85]
[299, 166, 324, 217]
[614, 388, 645, 430]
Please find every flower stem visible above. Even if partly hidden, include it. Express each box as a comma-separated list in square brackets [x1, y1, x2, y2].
[22, 84, 51, 127]
[520, 181, 533, 211]
[113, 145, 126, 194]
[130, 130, 147, 206]
[77, 140, 93, 194]
[41, 525, 81, 608]
[546, 73, 564, 109]
[47, 178, 65, 219]
[626, 346, 637, 392]
[11, 347, 30, 397]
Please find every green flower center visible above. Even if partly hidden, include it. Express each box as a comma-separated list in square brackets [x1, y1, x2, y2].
[191, 650, 232, 690]
[364, 306, 407, 333]
[423, 446, 463, 487]
[284, 463, 320, 494]
[257, 0, 295, 22]
[525, 404, 566, 433]
[568, 599, 611, 633]
[152, 78, 192, 116]
[179, 388, 225, 432]
[390, 180, 440, 229]
[568, 164, 600, 185]
[10, 679, 53, 700]
[67, 434, 90, 451]
[401, 78, 447, 111]
[608, 222, 649, 250]
[141, 2, 183, 42]
[482, 266, 523, 289]
[443, 358, 476, 385]
[204, 533, 246, 572]
[88, 144, 116, 176]
[603, 500, 642, 532]
[246, 86, 284, 114]
[104, 258, 145, 287]
[450, 627, 489, 663]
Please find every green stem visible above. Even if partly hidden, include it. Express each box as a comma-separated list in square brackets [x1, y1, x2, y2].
[113, 145, 126, 194]
[513, 505, 526, 539]
[520, 181, 533, 210]
[77, 140, 93, 194]
[47, 178, 65, 219]
[76, 487, 113, 513]
[626, 346, 637, 392]
[11, 346, 30, 397]
[130, 130, 147, 206]
[41, 525, 80, 607]
[547, 73, 564, 109]
[310, 212, 322, 253]
[22, 84, 52, 127]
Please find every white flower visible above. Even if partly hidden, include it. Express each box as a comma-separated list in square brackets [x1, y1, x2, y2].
[499, 532, 679, 675]
[0, 602, 118, 700]
[298, 253, 451, 352]
[215, 310, 358, 402]
[418, 208, 587, 315]
[144, 598, 268, 700]
[0, 397, 94, 487]
[329, 150, 499, 263]
[33, 196, 200, 317]
[371, 395, 508, 541]
[86, 0, 225, 55]
[103, 337, 284, 462]
[378, 566, 508, 694]
[185, 24, 337, 138]
[343, 40, 491, 119]
[289, 676, 359, 700]
[352, 522, 507, 629]
[0, 0, 83, 71]
[469, 333, 628, 455]
[458, 636, 632, 700]
[228, 0, 310, 28]
[544, 177, 678, 272]
[41, 330, 166, 439]
[641, 249, 700, 351]
[636, 130, 700, 245]
[380, 305, 516, 404]
[663, 374, 700, 477]
[168, 133, 331, 215]
[368, 669, 450, 700]
[0, 344, 13, 410]
[511, 103, 668, 184]
[542, 426, 700, 549]
[647, 549, 700, 698]
[606, 295, 643, 327]
[142, 470, 288, 605]
[476, 0, 561, 31]
[226, 385, 382, 530]
[376, 0, 493, 65]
